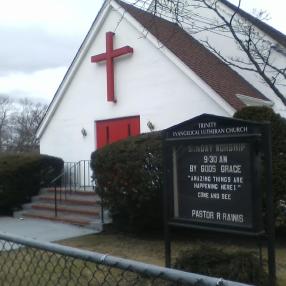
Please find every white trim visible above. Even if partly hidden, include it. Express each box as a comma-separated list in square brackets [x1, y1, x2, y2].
[36, 1, 111, 139]
[111, 0, 236, 116]
[236, 94, 273, 107]
[37, 0, 239, 138]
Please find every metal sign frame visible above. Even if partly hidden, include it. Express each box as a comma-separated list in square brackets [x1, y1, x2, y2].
[162, 114, 276, 285]
[165, 135, 262, 233]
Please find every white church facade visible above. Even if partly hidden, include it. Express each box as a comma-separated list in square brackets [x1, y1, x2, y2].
[36, 0, 284, 163]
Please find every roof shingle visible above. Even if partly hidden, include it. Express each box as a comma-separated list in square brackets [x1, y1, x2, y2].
[117, 0, 269, 110]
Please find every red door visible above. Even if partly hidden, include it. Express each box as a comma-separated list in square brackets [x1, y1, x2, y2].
[95, 116, 140, 148]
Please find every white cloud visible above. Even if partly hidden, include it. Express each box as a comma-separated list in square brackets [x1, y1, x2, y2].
[0, 0, 103, 101]
[0, 0, 284, 103]
[0, 0, 104, 36]
[229, 0, 286, 33]
[0, 67, 67, 102]
[0, 26, 79, 74]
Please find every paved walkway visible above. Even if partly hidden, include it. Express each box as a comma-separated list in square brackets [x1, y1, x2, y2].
[0, 217, 97, 242]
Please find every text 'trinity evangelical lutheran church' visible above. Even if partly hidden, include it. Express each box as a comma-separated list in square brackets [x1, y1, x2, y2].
[36, 0, 286, 163]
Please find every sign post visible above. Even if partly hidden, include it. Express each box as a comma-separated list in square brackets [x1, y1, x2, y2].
[163, 114, 275, 285]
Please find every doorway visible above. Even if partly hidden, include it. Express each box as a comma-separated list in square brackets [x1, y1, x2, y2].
[95, 116, 140, 148]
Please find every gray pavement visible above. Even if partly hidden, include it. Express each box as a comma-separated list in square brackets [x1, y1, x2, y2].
[0, 217, 97, 242]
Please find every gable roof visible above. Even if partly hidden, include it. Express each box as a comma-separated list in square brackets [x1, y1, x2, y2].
[117, 0, 269, 110]
[221, 0, 286, 48]
[37, 0, 270, 138]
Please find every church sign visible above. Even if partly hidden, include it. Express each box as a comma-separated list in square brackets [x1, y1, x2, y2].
[174, 142, 255, 229]
[163, 114, 276, 283]
[163, 114, 264, 233]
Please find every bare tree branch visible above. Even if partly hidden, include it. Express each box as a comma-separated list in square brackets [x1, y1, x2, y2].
[0, 97, 47, 153]
[129, 0, 286, 105]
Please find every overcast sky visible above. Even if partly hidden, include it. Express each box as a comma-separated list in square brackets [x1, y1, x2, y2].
[0, 0, 285, 103]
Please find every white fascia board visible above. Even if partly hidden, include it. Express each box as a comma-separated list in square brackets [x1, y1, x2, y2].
[236, 94, 273, 107]
[111, 0, 236, 116]
[37, 0, 236, 139]
[36, 1, 112, 139]
[220, 1, 283, 49]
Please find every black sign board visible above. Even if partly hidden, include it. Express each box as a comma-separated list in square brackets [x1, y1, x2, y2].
[173, 141, 261, 229]
[163, 114, 263, 233]
[163, 114, 276, 284]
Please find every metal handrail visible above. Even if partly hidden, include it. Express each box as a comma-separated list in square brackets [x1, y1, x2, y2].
[48, 160, 97, 218]
[50, 161, 76, 185]
[49, 161, 94, 190]
[77, 160, 94, 189]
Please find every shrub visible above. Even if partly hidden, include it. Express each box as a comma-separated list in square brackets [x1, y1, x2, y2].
[174, 245, 268, 285]
[0, 153, 63, 214]
[234, 106, 286, 229]
[91, 133, 163, 232]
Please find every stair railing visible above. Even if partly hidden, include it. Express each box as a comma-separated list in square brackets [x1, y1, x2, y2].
[56, 161, 95, 193]
[49, 172, 63, 217]
[76, 160, 94, 190]
[48, 160, 101, 218]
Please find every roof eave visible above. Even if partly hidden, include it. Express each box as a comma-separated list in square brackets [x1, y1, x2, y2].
[36, 0, 112, 139]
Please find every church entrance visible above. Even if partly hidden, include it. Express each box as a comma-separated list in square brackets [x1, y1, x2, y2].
[95, 116, 140, 148]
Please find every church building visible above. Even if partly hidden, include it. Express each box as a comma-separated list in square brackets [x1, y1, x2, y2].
[36, 0, 282, 163]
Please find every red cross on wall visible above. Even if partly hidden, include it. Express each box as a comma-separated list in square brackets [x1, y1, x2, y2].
[91, 32, 134, 103]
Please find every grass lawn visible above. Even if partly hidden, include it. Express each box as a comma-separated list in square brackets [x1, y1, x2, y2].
[60, 229, 286, 286]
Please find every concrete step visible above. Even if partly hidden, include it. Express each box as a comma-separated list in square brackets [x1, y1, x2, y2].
[15, 209, 101, 230]
[42, 188, 98, 197]
[14, 187, 103, 230]
[24, 211, 100, 229]
[33, 195, 99, 206]
[31, 203, 100, 216]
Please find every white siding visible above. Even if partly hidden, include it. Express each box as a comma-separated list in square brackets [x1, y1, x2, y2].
[40, 7, 229, 162]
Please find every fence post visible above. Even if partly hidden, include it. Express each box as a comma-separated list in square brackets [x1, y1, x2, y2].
[54, 184, 58, 217]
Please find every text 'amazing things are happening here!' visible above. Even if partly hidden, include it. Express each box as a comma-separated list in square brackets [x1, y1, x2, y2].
[163, 114, 265, 233]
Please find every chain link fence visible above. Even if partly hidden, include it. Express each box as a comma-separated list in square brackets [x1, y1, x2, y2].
[0, 231, 251, 286]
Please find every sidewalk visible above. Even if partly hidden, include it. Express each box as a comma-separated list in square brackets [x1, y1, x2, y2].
[0, 217, 97, 242]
